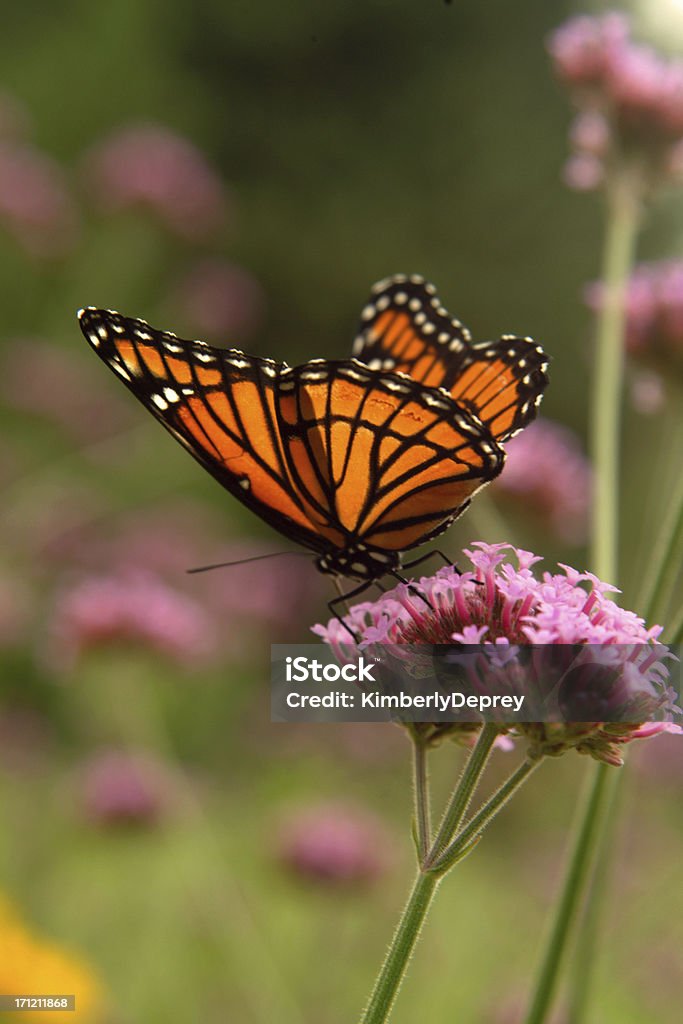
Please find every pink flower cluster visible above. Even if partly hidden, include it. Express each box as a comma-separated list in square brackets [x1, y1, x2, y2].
[277, 802, 388, 884]
[171, 258, 265, 341]
[548, 13, 683, 189]
[313, 543, 680, 764]
[0, 337, 132, 443]
[585, 260, 683, 367]
[0, 141, 78, 256]
[84, 124, 232, 241]
[49, 570, 217, 669]
[80, 748, 172, 827]
[492, 419, 591, 543]
[36, 501, 321, 671]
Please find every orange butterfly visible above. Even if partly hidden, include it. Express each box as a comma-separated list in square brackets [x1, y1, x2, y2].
[78, 274, 548, 591]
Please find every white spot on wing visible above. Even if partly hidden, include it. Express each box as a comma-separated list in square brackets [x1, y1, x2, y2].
[111, 362, 131, 381]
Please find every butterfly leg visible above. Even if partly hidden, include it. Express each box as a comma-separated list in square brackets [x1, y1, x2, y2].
[326, 578, 373, 644]
[387, 570, 436, 613]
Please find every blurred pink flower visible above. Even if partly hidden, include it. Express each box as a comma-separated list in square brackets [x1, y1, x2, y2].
[629, 370, 665, 415]
[0, 338, 132, 442]
[562, 151, 604, 191]
[84, 123, 232, 241]
[48, 570, 217, 669]
[569, 110, 610, 155]
[171, 258, 265, 341]
[0, 142, 78, 256]
[492, 419, 591, 543]
[548, 13, 683, 190]
[585, 260, 683, 372]
[278, 802, 388, 884]
[548, 12, 629, 87]
[80, 748, 172, 826]
[200, 541, 323, 636]
[631, 729, 683, 782]
[32, 500, 318, 649]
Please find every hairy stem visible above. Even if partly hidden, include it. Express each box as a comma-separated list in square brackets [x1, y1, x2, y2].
[412, 735, 432, 860]
[426, 722, 499, 865]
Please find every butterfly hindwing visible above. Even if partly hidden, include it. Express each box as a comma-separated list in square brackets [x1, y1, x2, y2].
[352, 274, 549, 442]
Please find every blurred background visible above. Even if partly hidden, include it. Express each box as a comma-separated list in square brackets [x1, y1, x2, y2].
[0, 0, 681, 1021]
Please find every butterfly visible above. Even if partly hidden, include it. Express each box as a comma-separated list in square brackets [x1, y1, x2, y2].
[78, 274, 548, 595]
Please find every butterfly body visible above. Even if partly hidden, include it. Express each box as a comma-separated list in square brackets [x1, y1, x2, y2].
[78, 275, 548, 584]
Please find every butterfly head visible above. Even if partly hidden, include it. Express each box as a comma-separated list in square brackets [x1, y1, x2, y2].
[316, 546, 401, 582]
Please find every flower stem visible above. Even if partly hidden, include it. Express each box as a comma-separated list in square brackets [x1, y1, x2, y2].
[360, 724, 498, 1024]
[522, 761, 614, 1024]
[411, 735, 432, 860]
[433, 756, 542, 872]
[359, 869, 440, 1024]
[566, 766, 624, 1024]
[666, 601, 683, 645]
[637, 464, 683, 622]
[589, 172, 642, 584]
[426, 722, 499, 864]
[523, 169, 642, 1024]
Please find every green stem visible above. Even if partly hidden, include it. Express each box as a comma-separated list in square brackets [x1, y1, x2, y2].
[666, 601, 683, 645]
[359, 870, 440, 1024]
[566, 766, 624, 1024]
[637, 466, 683, 622]
[426, 722, 499, 865]
[360, 724, 498, 1024]
[523, 170, 642, 1024]
[523, 762, 614, 1024]
[412, 736, 432, 861]
[434, 756, 542, 872]
[589, 173, 642, 584]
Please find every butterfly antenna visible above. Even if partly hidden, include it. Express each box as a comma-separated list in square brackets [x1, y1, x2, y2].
[187, 551, 310, 574]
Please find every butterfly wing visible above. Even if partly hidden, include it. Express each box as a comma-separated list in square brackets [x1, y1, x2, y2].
[352, 274, 549, 442]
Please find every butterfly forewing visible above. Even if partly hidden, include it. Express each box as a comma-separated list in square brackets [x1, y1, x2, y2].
[78, 307, 333, 554]
[353, 274, 549, 441]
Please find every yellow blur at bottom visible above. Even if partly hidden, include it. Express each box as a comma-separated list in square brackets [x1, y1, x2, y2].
[0, 896, 104, 1023]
